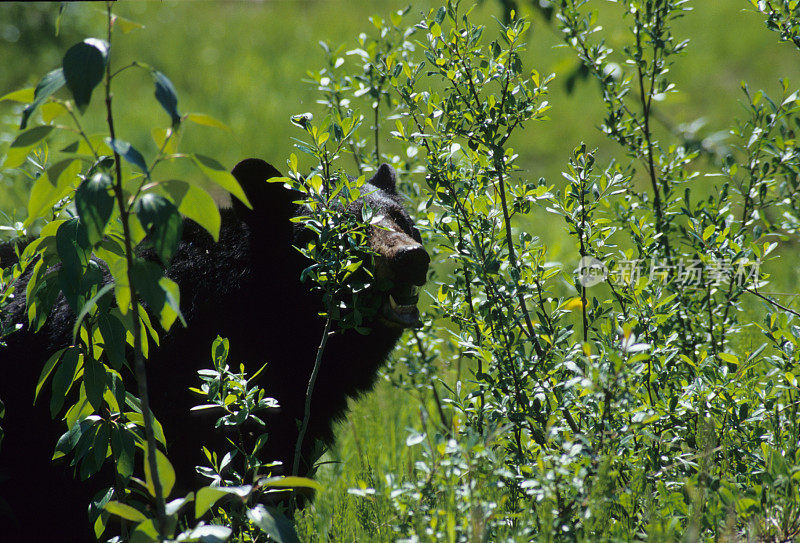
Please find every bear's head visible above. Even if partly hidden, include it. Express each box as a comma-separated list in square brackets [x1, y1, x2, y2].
[231, 159, 430, 330]
[358, 163, 429, 328]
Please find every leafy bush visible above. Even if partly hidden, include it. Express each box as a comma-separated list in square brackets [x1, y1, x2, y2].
[297, 0, 800, 541]
[3, 1, 800, 542]
[0, 5, 315, 542]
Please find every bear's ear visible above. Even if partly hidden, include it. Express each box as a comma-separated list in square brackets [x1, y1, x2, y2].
[368, 163, 397, 193]
[231, 158, 300, 227]
[231, 158, 284, 208]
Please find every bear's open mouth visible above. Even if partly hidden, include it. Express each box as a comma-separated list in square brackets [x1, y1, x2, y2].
[381, 284, 421, 328]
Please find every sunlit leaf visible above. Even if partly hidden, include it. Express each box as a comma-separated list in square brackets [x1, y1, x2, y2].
[104, 501, 147, 523]
[20, 69, 66, 129]
[144, 446, 176, 499]
[185, 112, 230, 131]
[25, 159, 80, 225]
[4, 125, 55, 168]
[192, 154, 251, 208]
[160, 180, 220, 241]
[247, 505, 300, 543]
[0, 87, 35, 103]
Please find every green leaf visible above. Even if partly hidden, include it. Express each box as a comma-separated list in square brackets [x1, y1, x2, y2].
[103, 370, 127, 414]
[212, 336, 229, 365]
[1, 87, 35, 103]
[58, 257, 101, 318]
[4, 125, 55, 168]
[151, 127, 179, 154]
[35, 348, 67, 403]
[105, 501, 147, 523]
[41, 101, 69, 123]
[111, 13, 145, 34]
[62, 39, 109, 113]
[143, 446, 176, 499]
[87, 421, 110, 476]
[55, 218, 91, 287]
[195, 487, 231, 519]
[160, 180, 220, 241]
[54, 416, 96, 458]
[192, 154, 251, 208]
[152, 70, 181, 126]
[130, 260, 184, 330]
[83, 356, 107, 411]
[55, 2, 67, 36]
[72, 283, 114, 342]
[90, 488, 114, 539]
[106, 138, 149, 176]
[259, 476, 323, 492]
[719, 352, 739, 365]
[110, 424, 136, 480]
[26, 159, 81, 224]
[62, 397, 92, 438]
[72, 419, 100, 468]
[20, 69, 66, 129]
[108, 255, 131, 315]
[155, 276, 183, 330]
[390, 10, 402, 26]
[76, 173, 115, 245]
[131, 519, 159, 542]
[185, 113, 230, 131]
[247, 505, 301, 543]
[50, 347, 82, 417]
[195, 485, 251, 518]
[27, 269, 61, 332]
[98, 312, 127, 370]
[135, 193, 183, 265]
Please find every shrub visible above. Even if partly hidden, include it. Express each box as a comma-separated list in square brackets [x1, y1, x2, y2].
[302, 0, 800, 540]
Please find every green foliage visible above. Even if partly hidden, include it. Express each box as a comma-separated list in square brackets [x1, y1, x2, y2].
[0, 3, 396, 541]
[283, 103, 398, 482]
[297, 1, 800, 541]
[3, 1, 800, 542]
[188, 336, 314, 543]
[285, 111, 379, 331]
[752, 0, 800, 49]
[0, 4, 250, 542]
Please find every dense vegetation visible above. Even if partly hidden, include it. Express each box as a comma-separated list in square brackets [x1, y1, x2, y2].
[1, 1, 800, 541]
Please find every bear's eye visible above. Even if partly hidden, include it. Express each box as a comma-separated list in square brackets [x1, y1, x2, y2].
[387, 209, 419, 240]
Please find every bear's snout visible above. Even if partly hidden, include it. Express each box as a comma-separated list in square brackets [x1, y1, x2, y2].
[392, 244, 430, 286]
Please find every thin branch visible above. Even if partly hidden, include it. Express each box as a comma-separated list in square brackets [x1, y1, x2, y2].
[412, 329, 451, 434]
[745, 287, 800, 319]
[293, 317, 333, 476]
[104, 1, 166, 533]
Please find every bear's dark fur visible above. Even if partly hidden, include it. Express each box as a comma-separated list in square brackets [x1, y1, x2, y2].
[0, 159, 429, 542]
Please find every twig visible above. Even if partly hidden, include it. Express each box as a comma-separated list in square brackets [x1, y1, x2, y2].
[412, 329, 450, 433]
[293, 317, 333, 476]
[745, 287, 800, 319]
[104, 1, 166, 533]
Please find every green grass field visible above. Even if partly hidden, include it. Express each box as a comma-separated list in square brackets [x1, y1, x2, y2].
[2, 1, 799, 540]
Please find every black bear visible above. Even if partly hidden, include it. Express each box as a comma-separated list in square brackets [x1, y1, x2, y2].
[0, 159, 429, 542]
